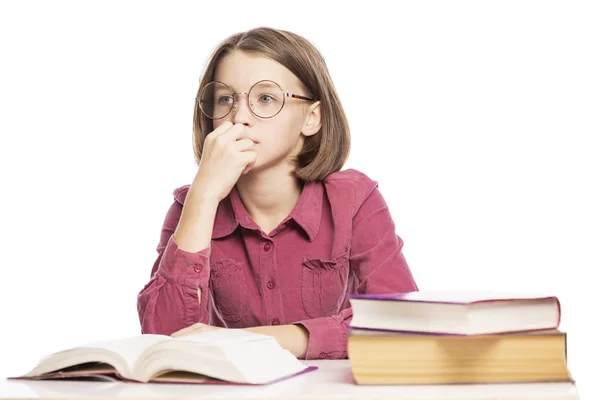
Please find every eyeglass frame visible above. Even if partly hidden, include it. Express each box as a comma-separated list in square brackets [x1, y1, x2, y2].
[196, 79, 316, 120]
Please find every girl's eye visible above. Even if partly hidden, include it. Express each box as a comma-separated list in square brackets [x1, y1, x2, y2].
[218, 96, 233, 105]
[258, 94, 275, 104]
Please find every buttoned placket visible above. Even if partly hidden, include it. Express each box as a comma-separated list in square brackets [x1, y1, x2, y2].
[259, 233, 281, 326]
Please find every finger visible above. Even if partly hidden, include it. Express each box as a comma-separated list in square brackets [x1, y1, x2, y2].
[171, 327, 193, 337]
[210, 121, 234, 137]
[171, 323, 203, 337]
[173, 325, 218, 337]
[171, 330, 185, 337]
[241, 152, 258, 174]
[221, 123, 249, 141]
[234, 138, 255, 152]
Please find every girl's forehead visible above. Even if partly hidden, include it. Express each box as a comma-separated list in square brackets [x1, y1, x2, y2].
[214, 51, 301, 92]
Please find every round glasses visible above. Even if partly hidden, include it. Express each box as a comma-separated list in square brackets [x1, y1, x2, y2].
[196, 80, 315, 119]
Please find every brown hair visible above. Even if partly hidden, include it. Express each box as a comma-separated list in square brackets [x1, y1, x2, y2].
[192, 27, 351, 181]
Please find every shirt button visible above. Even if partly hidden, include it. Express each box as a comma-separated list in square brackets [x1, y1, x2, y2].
[271, 318, 280, 325]
[263, 242, 272, 252]
[319, 352, 327, 359]
[267, 279, 276, 290]
[193, 265, 201, 273]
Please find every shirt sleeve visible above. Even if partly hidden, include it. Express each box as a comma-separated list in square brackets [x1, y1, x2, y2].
[137, 200, 211, 335]
[294, 186, 418, 359]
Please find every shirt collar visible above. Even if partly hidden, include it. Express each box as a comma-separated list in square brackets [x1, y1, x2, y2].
[212, 180, 323, 242]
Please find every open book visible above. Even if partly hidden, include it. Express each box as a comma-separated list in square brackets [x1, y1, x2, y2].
[349, 290, 561, 335]
[10, 329, 315, 385]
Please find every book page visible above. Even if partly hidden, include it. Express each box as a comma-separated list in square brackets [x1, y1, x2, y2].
[389, 290, 555, 304]
[73, 334, 171, 373]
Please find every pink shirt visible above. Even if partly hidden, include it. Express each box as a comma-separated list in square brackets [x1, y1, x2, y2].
[137, 169, 418, 359]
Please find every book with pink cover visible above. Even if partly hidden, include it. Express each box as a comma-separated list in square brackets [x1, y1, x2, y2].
[348, 290, 561, 335]
[9, 330, 316, 385]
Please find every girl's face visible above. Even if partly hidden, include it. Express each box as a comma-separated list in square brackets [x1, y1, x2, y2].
[212, 51, 320, 174]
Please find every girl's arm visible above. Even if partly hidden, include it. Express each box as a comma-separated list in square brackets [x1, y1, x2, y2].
[137, 188, 218, 335]
[292, 186, 418, 359]
[245, 325, 309, 358]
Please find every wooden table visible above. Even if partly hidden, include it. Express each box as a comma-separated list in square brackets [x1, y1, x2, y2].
[0, 360, 579, 400]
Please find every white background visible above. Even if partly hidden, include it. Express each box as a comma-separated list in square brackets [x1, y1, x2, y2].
[1, 0, 598, 397]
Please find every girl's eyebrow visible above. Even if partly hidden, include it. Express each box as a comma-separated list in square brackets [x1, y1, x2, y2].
[218, 83, 242, 92]
[218, 80, 282, 91]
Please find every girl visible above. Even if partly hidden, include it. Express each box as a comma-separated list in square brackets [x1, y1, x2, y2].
[137, 27, 418, 360]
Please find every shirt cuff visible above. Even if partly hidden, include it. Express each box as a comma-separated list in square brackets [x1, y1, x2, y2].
[156, 234, 211, 285]
[294, 316, 349, 360]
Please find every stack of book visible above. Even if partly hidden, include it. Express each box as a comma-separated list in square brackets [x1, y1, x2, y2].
[347, 291, 576, 387]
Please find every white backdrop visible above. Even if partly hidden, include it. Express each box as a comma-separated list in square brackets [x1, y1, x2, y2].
[1, 0, 598, 397]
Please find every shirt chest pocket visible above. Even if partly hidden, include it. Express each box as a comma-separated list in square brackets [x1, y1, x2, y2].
[210, 258, 248, 324]
[301, 245, 351, 318]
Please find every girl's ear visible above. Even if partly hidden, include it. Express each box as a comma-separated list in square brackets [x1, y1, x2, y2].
[301, 101, 322, 137]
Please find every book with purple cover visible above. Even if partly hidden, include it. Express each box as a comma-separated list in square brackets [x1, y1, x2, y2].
[9, 330, 316, 385]
[348, 290, 561, 335]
